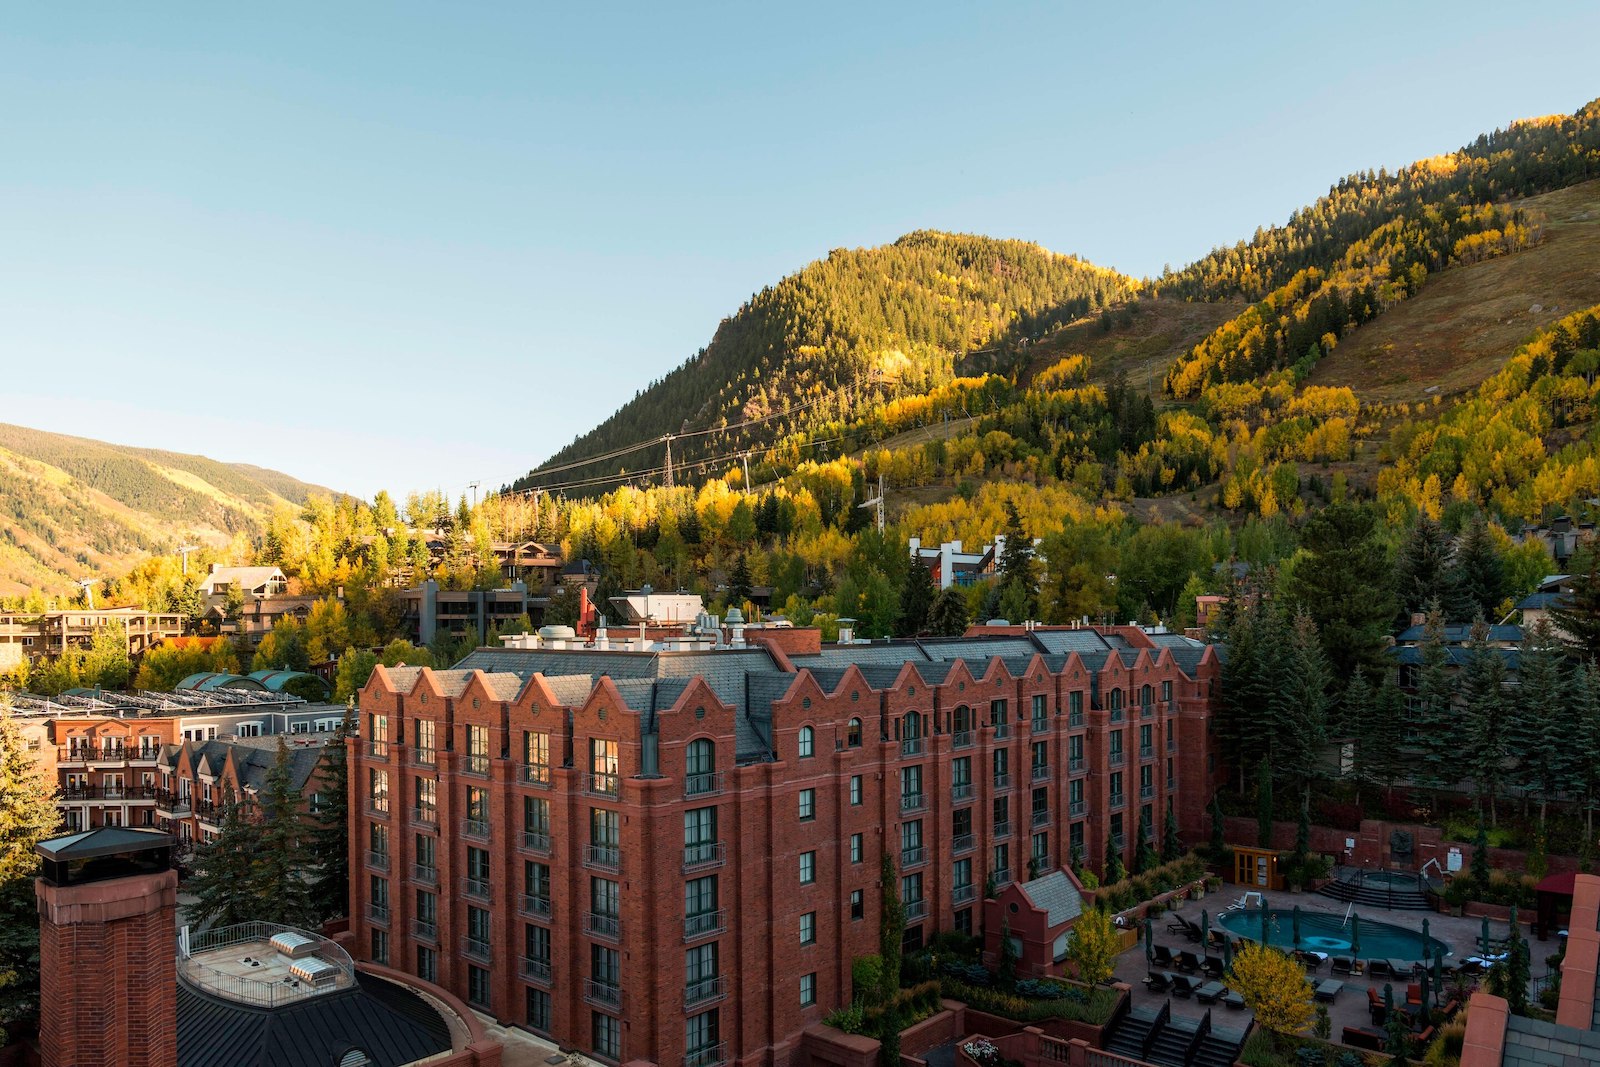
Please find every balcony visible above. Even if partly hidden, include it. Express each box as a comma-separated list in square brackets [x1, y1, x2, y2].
[130, 747, 161, 765]
[904, 899, 927, 920]
[899, 792, 926, 813]
[363, 798, 391, 819]
[951, 782, 973, 803]
[585, 844, 621, 872]
[462, 817, 490, 839]
[1109, 792, 1125, 809]
[410, 747, 437, 769]
[993, 820, 1011, 839]
[364, 741, 390, 761]
[410, 864, 438, 886]
[1141, 703, 1154, 719]
[519, 830, 551, 855]
[952, 833, 975, 855]
[900, 846, 926, 869]
[462, 877, 491, 902]
[583, 978, 622, 1008]
[684, 910, 725, 941]
[461, 753, 490, 778]
[520, 894, 552, 919]
[1031, 719, 1050, 735]
[1031, 764, 1050, 782]
[154, 791, 192, 817]
[411, 806, 438, 829]
[1108, 752, 1125, 768]
[1139, 745, 1154, 761]
[993, 772, 1011, 790]
[1068, 756, 1085, 774]
[521, 956, 552, 984]
[461, 936, 491, 963]
[364, 849, 390, 871]
[584, 771, 620, 798]
[684, 771, 724, 799]
[367, 903, 390, 925]
[1070, 800, 1086, 817]
[683, 841, 725, 873]
[1112, 833, 1126, 850]
[411, 919, 437, 943]
[686, 1043, 728, 1067]
[1068, 711, 1085, 728]
[1032, 809, 1050, 828]
[952, 730, 973, 750]
[1167, 778, 1177, 793]
[1140, 784, 1155, 800]
[1168, 737, 1177, 752]
[900, 737, 924, 758]
[992, 723, 1010, 740]
[584, 912, 621, 941]
[87, 747, 128, 768]
[993, 868, 1013, 887]
[520, 763, 551, 788]
[953, 883, 976, 904]
[684, 975, 727, 1008]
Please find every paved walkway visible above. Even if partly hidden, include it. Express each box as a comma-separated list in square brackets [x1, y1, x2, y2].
[1113, 887, 1545, 1046]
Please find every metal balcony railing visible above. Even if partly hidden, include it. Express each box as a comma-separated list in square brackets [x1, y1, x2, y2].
[993, 772, 1011, 790]
[1032, 764, 1050, 782]
[1109, 708, 1123, 723]
[462, 817, 490, 839]
[1108, 752, 1125, 767]
[1031, 718, 1050, 734]
[1070, 800, 1086, 817]
[412, 805, 437, 828]
[952, 730, 974, 750]
[520, 763, 551, 787]
[1032, 809, 1050, 828]
[363, 798, 391, 818]
[461, 936, 491, 963]
[1140, 745, 1154, 761]
[461, 753, 490, 777]
[367, 903, 389, 925]
[1109, 792, 1125, 809]
[1068, 711, 1085, 728]
[583, 978, 621, 1008]
[519, 830, 551, 854]
[585, 844, 621, 871]
[685, 1042, 728, 1067]
[993, 820, 1011, 839]
[462, 877, 491, 902]
[684, 975, 726, 1008]
[993, 868, 1013, 887]
[992, 723, 1010, 740]
[521, 956, 552, 984]
[951, 782, 973, 802]
[900, 737, 924, 757]
[1068, 756, 1085, 774]
[953, 833, 975, 854]
[365, 741, 390, 760]
[900, 846, 926, 869]
[953, 884, 976, 904]
[904, 899, 927, 920]
[900, 792, 926, 813]
[411, 919, 437, 942]
[364, 849, 389, 871]
[519, 894, 552, 919]
[411, 864, 438, 885]
[683, 841, 725, 873]
[685, 771, 724, 798]
[1168, 737, 1177, 751]
[584, 912, 620, 940]
[684, 910, 725, 941]
[1141, 703, 1154, 719]
[1140, 784, 1155, 800]
[584, 771, 620, 797]
[410, 747, 437, 768]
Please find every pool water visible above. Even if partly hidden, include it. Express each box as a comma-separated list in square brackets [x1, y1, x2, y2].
[1215, 908, 1449, 961]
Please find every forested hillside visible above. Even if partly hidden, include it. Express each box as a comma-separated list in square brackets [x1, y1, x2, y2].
[0, 423, 328, 597]
[513, 231, 1133, 490]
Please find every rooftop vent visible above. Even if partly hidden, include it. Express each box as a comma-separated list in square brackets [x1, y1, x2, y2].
[269, 931, 319, 958]
[288, 956, 340, 987]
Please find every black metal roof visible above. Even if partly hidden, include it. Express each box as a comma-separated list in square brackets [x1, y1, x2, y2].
[36, 826, 170, 862]
[176, 972, 452, 1067]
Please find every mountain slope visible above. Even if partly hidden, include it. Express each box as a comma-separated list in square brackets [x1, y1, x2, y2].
[0, 423, 330, 596]
[513, 231, 1134, 490]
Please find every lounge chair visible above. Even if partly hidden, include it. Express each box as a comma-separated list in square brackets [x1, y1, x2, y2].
[1223, 891, 1263, 913]
[1151, 944, 1175, 968]
[1195, 980, 1227, 1003]
[1202, 956, 1226, 979]
[1367, 958, 1395, 979]
[1170, 974, 1196, 998]
[1143, 971, 1173, 993]
[1406, 983, 1422, 1006]
[1342, 1025, 1388, 1051]
[1295, 950, 1325, 971]
[1223, 991, 1246, 1010]
[1314, 979, 1343, 1003]
[1166, 914, 1191, 935]
[1330, 955, 1354, 975]
[1176, 915, 1205, 943]
[1175, 950, 1203, 973]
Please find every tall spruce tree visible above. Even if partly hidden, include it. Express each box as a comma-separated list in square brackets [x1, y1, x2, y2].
[1134, 807, 1159, 874]
[728, 553, 753, 606]
[1413, 604, 1457, 796]
[1162, 798, 1183, 863]
[1394, 513, 1460, 624]
[878, 853, 904, 1001]
[1570, 662, 1600, 858]
[1104, 827, 1127, 884]
[1461, 617, 1510, 825]
[1450, 516, 1509, 622]
[308, 701, 354, 921]
[255, 736, 316, 927]
[186, 785, 262, 929]
[1343, 672, 1376, 784]
[996, 501, 1038, 621]
[0, 698, 59, 1026]
[1369, 679, 1407, 792]
[1552, 545, 1600, 661]
[1509, 620, 1567, 831]
[1273, 610, 1330, 798]
[897, 552, 935, 637]
[1256, 759, 1275, 848]
[927, 588, 970, 637]
[1285, 502, 1396, 682]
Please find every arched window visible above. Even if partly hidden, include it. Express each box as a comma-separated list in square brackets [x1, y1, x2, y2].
[1141, 684, 1153, 707]
[798, 726, 815, 759]
[901, 712, 923, 740]
[686, 739, 716, 796]
[847, 718, 862, 748]
[1109, 688, 1124, 710]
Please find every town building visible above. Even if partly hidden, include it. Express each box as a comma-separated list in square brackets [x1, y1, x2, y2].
[347, 621, 1221, 1066]
[152, 730, 337, 851]
[32, 826, 502, 1067]
[1515, 516, 1594, 570]
[907, 536, 1000, 590]
[0, 606, 187, 667]
[400, 579, 538, 647]
[196, 564, 328, 649]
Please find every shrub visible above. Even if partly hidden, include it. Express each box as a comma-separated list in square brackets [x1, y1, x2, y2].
[1296, 1048, 1326, 1067]
[852, 956, 884, 1004]
[940, 976, 1119, 1027]
[1422, 1017, 1466, 1066]
[823, 1002, 867, 1035]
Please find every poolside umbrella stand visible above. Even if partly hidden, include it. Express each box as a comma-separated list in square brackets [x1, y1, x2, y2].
[1260, 895, 1270, 944]
[1292, 905, 1302, 952]
[1145, 915, 1154, 964]
[1350, 912, 1362, 963]
[1481, 916, 1492, 958]
[1419, 963, 1432, 1018]
[1200, 909, 1210, 953]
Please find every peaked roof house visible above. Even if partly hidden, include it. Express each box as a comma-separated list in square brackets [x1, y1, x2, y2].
[983, 869, 1089, 978]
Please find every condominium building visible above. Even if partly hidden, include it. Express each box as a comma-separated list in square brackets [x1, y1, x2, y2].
[347, 623, 1220, 1066]
[0, 606, 186, 665]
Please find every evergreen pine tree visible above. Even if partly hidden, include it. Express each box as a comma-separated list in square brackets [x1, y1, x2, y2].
[186, 785, 262, 930]
[996, 501, 1038, 621]
[1273, 610, 1329, 796]
[255, 736, 316, 927]
[1461, 617, 1509, 825]
[1552, 545, 1600, 660]
[897, 553, 935, 637]
[1285, 502, 1396, 682]
[1450, 516, 1509, 622]
[927, 588, 970, 637]
[1394, 513, 1460, 624]
[1370, 679, 1407, 792]
[1209, 793, 1230, 861]
[728, 553, 753, 606]
[1162, 798, 1183, 863]
[1134, 807, 1159, 874]
[0, 698, 59, 1026]
[1413, 603, 1457, 796]
[308, 702, 354, 921]
[1343, 672, 1376, 785]
[1572, 663, 1600, 856]
[1256, 759, 1275, 848]
[1509, 620, 1566, 832]
[1104, 828, 1126, 884]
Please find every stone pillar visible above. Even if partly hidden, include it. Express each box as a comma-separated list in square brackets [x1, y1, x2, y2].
[36, 868, 178, 1067]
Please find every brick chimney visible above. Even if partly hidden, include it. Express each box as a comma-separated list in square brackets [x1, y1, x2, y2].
[35, 828, 178, 1067]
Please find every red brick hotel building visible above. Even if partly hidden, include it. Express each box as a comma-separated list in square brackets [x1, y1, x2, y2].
[347, 624, 1221, 1066]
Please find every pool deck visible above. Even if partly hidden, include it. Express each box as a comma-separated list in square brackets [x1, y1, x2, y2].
[1114, 886, 1549, 1048]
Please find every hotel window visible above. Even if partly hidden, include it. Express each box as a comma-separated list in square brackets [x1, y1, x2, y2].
[900, 764, 923, 804]
[467, 847, 490, 893]
[371, 928, 388, 965]
[799, 851, 816, 885]
[953, 756, 971, 790]
[850, 889, 864, 920]
[1032, 694, 1048, 728]
[800, 911, 816, 945]
[798, 788, 815, 821]
[1032, 832, 1048, 864]
[850, 833, 863, 864]
[591, 877, 620, 926]
[466, 785, 488, 824]
[525, 860, 551, 902]
[686, 875, 718, 920]
[592, 944, 620, 987]
[901, 872, 923, 910]
[687, 1010, 720, 1063]
[989, 699, 1007, 726]
[592, 807, 620, 852]
[993, 842, 1010, 878]
[368, 768, 389, 812]
[900, 820, 923, 863]
[417, 946, 436, 983]
[414, 719, 436, 760]
[465, 724, 489, 774]
[798, 726, 814, 758]
[524, 795, 551, 839]
[592, 1013, 621, 1059]
[369, 822, 389, 858]
[1162, 680, 1172, 702]
[415, 833, 435, 874]
[847, 718, 862, 747]
[954, 857, 972, 893]
[685, 807, 716, 855]
[467, 905, 491, 947]
[416, 889, 436, 928]
[370, 713, 390, 745]
[1031, 741, 1048, 777]
[992, 748, 1009, 782]
[1110, 730, 1124, 760]
[467, 965, 490, 1008]
[800, 973, 816, 1007]
[589, 738, 619, 793]
[849, 775, 862, 806]
[527, 988, 551, 1032]
[523, 730, 550, 779]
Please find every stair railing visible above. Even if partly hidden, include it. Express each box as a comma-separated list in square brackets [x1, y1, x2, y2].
[1139, 999, 1171, 1062]
[1180, 1007, 1212, 1064]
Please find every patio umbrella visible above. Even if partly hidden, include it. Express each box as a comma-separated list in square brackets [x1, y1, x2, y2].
[1481, 916, 1492, 958]
[1350, 912, 1362, 961]
[1223, 934, 1233, 970]
[1419, 963, 1432, 1017]
[1292, 905, 1302, 952]
[1421, 916, 1430, 951]
[1200, 909, 1210, 952]
[1260, 895, 1271, 944]
[1144, 915, 1154, 963]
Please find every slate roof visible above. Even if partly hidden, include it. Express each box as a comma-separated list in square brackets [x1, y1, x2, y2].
[1518, 591, 1565, 611]
[160, 735, 334, 794]
[1018, 870, 1085, 927]
[176, 971, 452, 1067]
[1498, 1013, 1600, 1067]
[1030, 629, 1115, 656]
[1394, 623, 1524, 644]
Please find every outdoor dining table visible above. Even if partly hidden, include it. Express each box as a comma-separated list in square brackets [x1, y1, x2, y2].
[1315, 979, 1343, 1002]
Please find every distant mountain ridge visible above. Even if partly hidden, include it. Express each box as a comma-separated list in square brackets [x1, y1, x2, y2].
[0, 422, 330, 596]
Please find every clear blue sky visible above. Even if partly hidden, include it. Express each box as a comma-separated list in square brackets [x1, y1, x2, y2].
[2, 3, 1597, 500]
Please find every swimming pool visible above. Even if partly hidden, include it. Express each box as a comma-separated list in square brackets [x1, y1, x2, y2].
[1215, 908, 1449, 961]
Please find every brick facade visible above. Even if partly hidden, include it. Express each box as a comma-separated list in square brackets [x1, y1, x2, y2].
[346, 626, 1221, 1066]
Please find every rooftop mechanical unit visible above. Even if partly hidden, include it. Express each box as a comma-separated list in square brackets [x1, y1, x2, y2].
[268, 931, 319, 959]
[287, 956, 340, 988]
